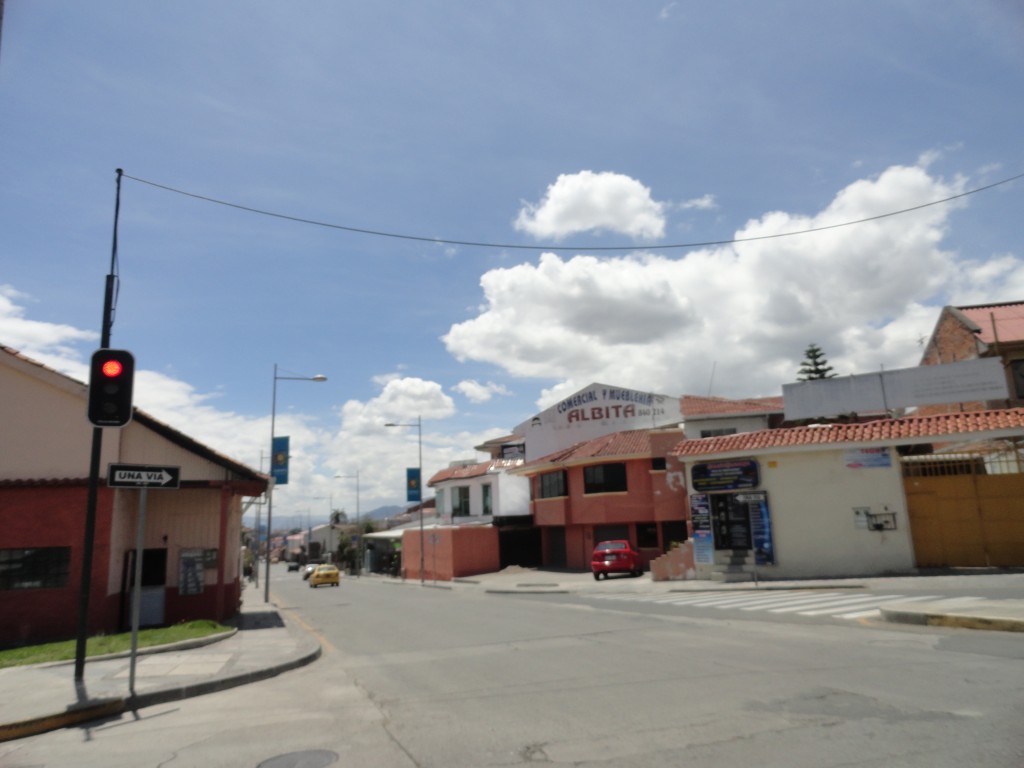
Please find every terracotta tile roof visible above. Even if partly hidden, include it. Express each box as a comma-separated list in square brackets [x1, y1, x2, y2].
[428, 458, 523, 485]
[671, 408, 1024, 458]
[956, 301, 1024, 345]
[515, 429, 658, 473]
[681, 394, 785, 417]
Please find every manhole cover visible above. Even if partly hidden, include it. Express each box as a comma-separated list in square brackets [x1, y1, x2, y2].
[257, 750, 339, 768]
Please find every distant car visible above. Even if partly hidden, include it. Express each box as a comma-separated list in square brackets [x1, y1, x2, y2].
[591, 540, 643, 580]
[302, 563, 317, 580]
[287, 561, 300, 572]
[308, 563, 340, 588]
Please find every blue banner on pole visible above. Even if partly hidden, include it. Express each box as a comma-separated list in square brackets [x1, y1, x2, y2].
[406, 467, 421, 502]
[271, 436, 290, 485]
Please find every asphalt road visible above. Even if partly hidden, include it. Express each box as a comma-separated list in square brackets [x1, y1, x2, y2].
[3, 566, 1022, 768]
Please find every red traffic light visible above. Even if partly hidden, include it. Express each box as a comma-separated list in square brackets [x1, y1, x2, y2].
[87, 349, 135, 427]
[100, 359, 124, 377]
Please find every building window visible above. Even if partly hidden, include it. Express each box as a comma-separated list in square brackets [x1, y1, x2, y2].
[538, 470, 567, 499]
[651, 457, 667, 471]
[0, 547, 71, 590]
[636, 523, 659, 549]
[583, 463, 628, 494]
[661, 521, 688, 551]
[452, 486, 471, 517]
[482, 483, 492, 516]
[700, 427, 737, 438]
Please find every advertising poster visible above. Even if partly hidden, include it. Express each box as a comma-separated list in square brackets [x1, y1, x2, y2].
[271, 435, 290, 485]
[738, 491, 775, 565]
[689, 493, 715, 565]
[844, 447, 892, 468]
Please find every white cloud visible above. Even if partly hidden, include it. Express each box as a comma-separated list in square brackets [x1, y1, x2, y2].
[4, 161, 1020, 519]
[0, 285, 97, 371]
[452, 379, 511, 404]
[0, 292, 484, 517]
[448, 162, 1022, 409]
[514, 171, 666, 241]
[679, 194, 717, 211]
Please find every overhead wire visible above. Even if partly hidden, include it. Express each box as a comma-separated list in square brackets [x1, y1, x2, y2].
[120, 170, 1024, 254]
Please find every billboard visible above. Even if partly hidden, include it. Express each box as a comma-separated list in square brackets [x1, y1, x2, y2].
[783, 358, 1009, 421]
[514, 382, 683, 461]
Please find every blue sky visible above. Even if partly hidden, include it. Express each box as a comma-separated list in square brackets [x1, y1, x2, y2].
[2, 2, 1023, 524]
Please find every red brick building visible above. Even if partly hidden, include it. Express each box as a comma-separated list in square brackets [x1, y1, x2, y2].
[1, 346, 268, 647]
[919, 301, 1024, 411]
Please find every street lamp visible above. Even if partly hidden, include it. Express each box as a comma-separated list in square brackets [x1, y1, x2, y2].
[264, 364, 327, 602]
[335, 470, 360, 575]
[384, 416, 423, 584]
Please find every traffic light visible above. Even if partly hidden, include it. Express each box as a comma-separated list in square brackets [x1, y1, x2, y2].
[87, 349, 135, 427]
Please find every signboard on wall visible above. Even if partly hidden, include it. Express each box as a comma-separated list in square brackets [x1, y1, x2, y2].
[783, 358, 1009, 420]
[514, 382, 683, 461]
[844, 448, 892, 468]
[691, 459, 760, 493]
[179, 549, 204, 596]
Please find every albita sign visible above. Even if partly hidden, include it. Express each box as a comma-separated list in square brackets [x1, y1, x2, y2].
[514, 382, 683, 461]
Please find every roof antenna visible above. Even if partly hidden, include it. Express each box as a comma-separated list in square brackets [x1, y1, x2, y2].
[706, 361, 716, 397]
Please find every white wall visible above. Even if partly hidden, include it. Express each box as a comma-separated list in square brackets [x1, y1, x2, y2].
[0, 355, 121, 478]
[496, 471, 530, 517]
[434, 470, 530, 521]
[706, 448, 915, 579]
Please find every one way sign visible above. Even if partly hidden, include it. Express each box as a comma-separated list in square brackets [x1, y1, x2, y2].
[107, 463, 181, 489]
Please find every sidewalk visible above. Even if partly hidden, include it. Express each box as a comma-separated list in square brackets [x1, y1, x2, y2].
[1, 570, 1021, 743]
[0, 598, 321, 743]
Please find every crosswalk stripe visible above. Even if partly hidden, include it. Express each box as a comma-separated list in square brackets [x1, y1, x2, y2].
[674, 592, 817, 608]
[835, 594, 941, 619]
[738, 593, 854, 611]
[795, 595, 915, 615]
[769, 594, 912, 614]
[588, 590, 981, 622]
[656, 591, 767, 606]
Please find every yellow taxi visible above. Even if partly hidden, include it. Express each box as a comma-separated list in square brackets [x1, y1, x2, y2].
[308, 563, 340, 588]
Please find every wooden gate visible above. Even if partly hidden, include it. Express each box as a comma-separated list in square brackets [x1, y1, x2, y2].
[903, 452, 1024, 568]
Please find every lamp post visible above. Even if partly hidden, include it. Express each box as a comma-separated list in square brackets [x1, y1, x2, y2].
[335, 470, 360, 575]
[265, 364, 327, 602]
[385, 416, 423, 584]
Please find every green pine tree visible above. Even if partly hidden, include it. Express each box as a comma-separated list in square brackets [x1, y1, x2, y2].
[797, 343, 837, 381]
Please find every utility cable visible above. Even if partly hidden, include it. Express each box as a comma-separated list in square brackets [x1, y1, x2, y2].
[120, 170, 1024, 253]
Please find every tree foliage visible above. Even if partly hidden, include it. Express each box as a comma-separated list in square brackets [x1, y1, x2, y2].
[797, 343, 837, 381]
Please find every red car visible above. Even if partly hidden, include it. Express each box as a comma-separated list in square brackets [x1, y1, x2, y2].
[591, 540, 643, 580]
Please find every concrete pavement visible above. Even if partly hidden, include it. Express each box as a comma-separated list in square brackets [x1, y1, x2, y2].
[1, 569, 1021, 743]
[0, 597, 321, 743]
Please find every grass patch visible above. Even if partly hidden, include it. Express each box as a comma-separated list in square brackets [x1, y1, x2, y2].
[0, 620, 230, 669]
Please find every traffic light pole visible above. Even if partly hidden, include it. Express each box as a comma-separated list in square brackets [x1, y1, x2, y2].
[75, 170, 122, 682]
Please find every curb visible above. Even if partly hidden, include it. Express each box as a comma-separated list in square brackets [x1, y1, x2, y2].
[127, 640, 323, 710]
[0, 698, 124, 743]
[880, 607, 1024, 633]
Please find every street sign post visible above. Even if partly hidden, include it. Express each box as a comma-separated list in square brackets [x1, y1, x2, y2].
[105, 463, 181, 694]
[107, 463, 181, 489]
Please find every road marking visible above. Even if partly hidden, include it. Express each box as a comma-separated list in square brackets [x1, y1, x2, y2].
[588, 590, 981, 623]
